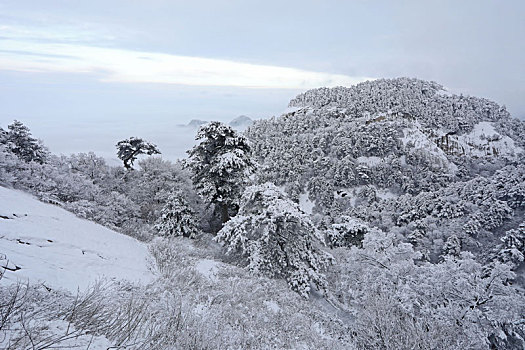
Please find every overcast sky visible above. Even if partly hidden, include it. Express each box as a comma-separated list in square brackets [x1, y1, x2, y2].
[1, 0, 524, 160]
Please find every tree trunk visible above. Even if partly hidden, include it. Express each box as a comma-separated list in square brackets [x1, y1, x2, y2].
[220, 203, 230, 224]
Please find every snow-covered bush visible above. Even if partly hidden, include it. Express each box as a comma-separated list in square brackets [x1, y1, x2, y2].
[149, 237, 354, 349]
[0, 121, 200, 241]
[442, 234, 462, 258]
[492, 222, 525, 269]
[326, 216, 370, 248]
[328, 230, 525, 349]
[216, 183, 333, 297]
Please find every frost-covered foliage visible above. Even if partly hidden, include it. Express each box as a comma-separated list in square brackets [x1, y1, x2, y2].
[116, 136, 161, 169]
[186, 121, 255, 224]
[347, 164, 525, 262]
[443, 234, 462, 258]
[216, 183, 332, 297]
[289, 78, 510, 132]
[1, 120, 48, 164]
[328, 230, 525, 350]
[148, 237, 353, 349]
[154, 191, 199, 238]
[325, 215, 370, 248]
[491, 222, 525, 269]
[2, 79, 524, 349]
[248, 79, 521, 203]
[0, 282, 112, 349]
[0, 121, 198, 241]
[0, 237, 353, 349]
[246, 77, 525, 264]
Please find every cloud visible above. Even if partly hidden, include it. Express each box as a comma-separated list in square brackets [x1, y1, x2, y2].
[0, 27, 370, 89]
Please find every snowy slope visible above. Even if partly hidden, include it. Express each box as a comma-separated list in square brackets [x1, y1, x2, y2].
[0, 186, 153, 292]
[453, 121, 523, 158]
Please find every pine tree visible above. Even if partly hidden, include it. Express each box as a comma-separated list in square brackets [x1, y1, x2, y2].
[186, 122, 255, 224]
[154, 192, 199, 238]
[442, 234, 462, 259]
[6, 120, 47, 163]
[496, 222, 525, 268]
[0, 127, 7, 144]
[216, 183, 332, 297]
[116, 137, 160, 170]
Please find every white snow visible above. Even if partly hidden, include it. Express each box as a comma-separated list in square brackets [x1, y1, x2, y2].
[282, 106, 304, 115]
[435, 88, 455, 97]
[356, 156, 383, 166]
[334, 185, 398, 206]
[401, 124, 448, 158]
[401, 122, 457, 172]
[298, 192, 315, 215]
[195, 258, 219, 282]
[263, 300, 281, 313]
[454, 121, 523, 158]
[376, 188, 398, 200]
[0, 186, 153, 292]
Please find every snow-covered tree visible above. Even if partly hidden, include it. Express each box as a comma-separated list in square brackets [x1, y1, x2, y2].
[68, 152, 108, 183]
[329, 230, 525, 349]
[325, 216, 370, 248]
[127, 157, 197, 224]
[0, 127, 7, 144]
[154, 192, 199, 238]
[442, 234, 462, 259]
[116, 137, 160, 170]
[0, 144, 18, 185]
[494, 222, 525, 268]
[216, 183, 332, 297]
[6, 120, 48, 163]
[186, 122, 255, 224]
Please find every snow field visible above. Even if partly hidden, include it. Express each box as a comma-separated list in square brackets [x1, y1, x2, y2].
[0, 186, 153, 292]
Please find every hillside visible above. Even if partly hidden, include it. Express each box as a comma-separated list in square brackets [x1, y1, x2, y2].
[0, 186, 354, 349]
[0, 186, 153, 292]
[247, 78, 525, 262]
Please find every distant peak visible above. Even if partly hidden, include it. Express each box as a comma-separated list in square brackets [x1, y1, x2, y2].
[186, 119, 208, 128]
[229, 115, 253, 129]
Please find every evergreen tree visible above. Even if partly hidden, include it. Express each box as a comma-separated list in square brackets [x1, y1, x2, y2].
[0, 127, 7, 144]
[326, 216, 369, 248]
[116, 137, 160, 170]
[216, 183, 332, 297]
[154, 192, 199, 238]
[6, 120, 47, 163]
[443, 234, 462, 259]
[186, 122, 255, 224]
[495, 222, 525, 268]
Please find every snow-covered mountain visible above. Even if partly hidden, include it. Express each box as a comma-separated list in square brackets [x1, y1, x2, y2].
[1, 77, 524, 349]
[180, 115, 254, 130]
[247, 78, 525, 262]
[185, 119, 208, 128]
[229, 115, 253, 130]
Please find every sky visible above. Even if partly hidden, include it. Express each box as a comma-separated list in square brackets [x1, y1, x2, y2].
[0, 0, 524, 161]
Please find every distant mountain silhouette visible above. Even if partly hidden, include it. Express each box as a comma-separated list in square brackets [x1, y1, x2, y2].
[229, 115, 253, 130]
[186, 119, 208, 128]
